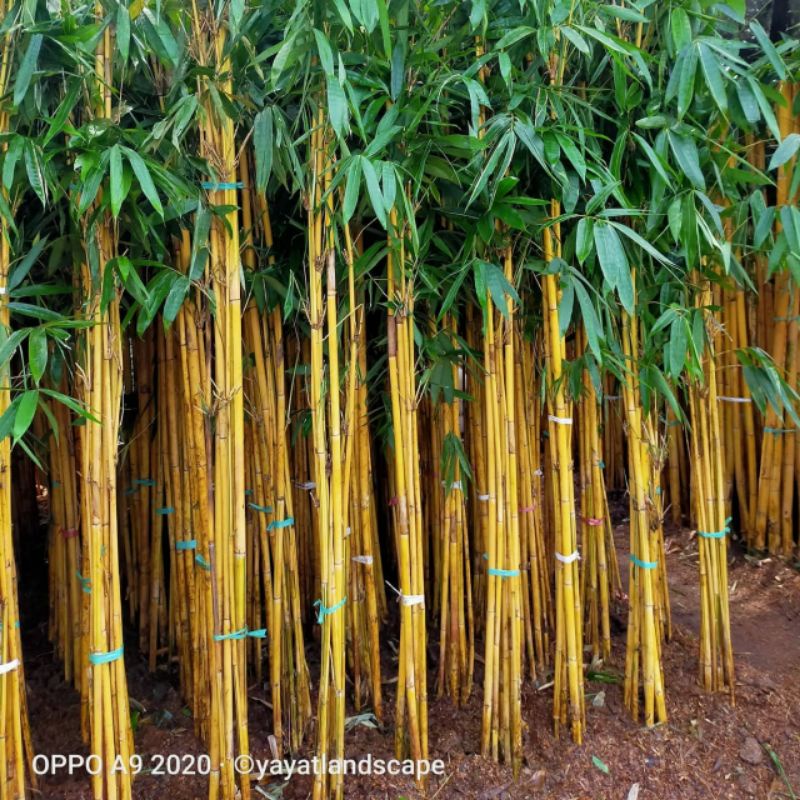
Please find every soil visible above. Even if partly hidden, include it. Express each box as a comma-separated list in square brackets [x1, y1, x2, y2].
[20, 506, 800, 799]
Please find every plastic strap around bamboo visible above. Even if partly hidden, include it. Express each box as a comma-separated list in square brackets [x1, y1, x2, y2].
[487, 566, 520, 578]
[0, 659, 20, 676]
[534, 468, 544, 477]
[89, 646, 123, 666]
[352, 555, 373, 565]
[385, 580, 425, 607]
[584, 516, 604, 527]
[442, 480, 462, 491]
[603, 394, 621, 401]
[548, 414, 573, 425]
[76, 570, 91, 594]
[176, 539, 196, 551]
[195, 553, 211, 570]
[248, 502, 273, 514]
[244, 489, 254, 496]
[314, 596, 347, 624]
[201, 181, 244, 191]
[764, 426, 795, 435]
[555, 551, 580, 564]
[156, 506, 174, 515]
[629, 554, 658, 569]
[133, 478, 156, 487]
[698, 516, 732, 540]
[213, 627, 267, 642]
[716, 396, 752, 404]
[295, 481, 316, 490]
[477, 493, 490, 502]
[61, 527, 79, 539]
[268, 517, 294, 530]
[0, 287, 6, 296]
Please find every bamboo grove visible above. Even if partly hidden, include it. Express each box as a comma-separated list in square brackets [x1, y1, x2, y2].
[0, 0, 799, 797]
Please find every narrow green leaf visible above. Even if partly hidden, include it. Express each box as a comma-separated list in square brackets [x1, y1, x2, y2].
[769, 133, 800, 171]
[253, 109, 273, 193]
[698, 43, 727, 112]
[313, 29, 335, 76]
[594, 223, 633, 313]
[750, 20, 786, 80]
[28, 327, 47, 383]
[123, 148, 163, 217]
[361, 157, 386, 228]
[342, 157, 362, 224]
[117, 4, 131, 65]
[14, 34, 43, 106]
[668, 130, 704, 189]
[110, 144, 124, 219]
[13, 389, 38, 441]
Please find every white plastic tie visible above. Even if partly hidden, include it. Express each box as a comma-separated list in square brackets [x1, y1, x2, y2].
[442, 480, 462, 491]
[534, 469, 544, 477]
[604, 394, 621, 401]
[548, 415, 573, 425]
[296, 481, 316, 490]
[385, 580, 425, 608]
[344, 526, 351, 538]
[0, 659, 20, 676]
[477, 493, 490, 502]
[716, 396, 752, 404]
[352, 555, 373, 565]
[0, 287, 7, 296]
[555, 551, 580, 564]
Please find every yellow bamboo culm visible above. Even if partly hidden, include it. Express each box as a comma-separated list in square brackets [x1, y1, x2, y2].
[689, 278, 735, 701]
[0, 4, 36, 794]
[754, 82, 797, 554]
[621, 283, 667, 728]
[543, 209, 584, 743]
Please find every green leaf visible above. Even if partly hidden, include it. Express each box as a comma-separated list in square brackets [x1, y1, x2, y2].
[14, 34, 43, 107]
[561, 26, 589, 55]
[2, 136, 23, 191]
[670, 8, 691, 51]
[677, 45, 697, 119]
[326, 75, 349, 138]
[28, 327, 47, 383]
[9, 237, 47, 290]
[592, 756, 610, 776]
[0, 329, 30, 369]
[163, 275, 190, 325]
[123, 148, 163, 217]
[769, 133, 800, 172]
[669, 317, 687, 378]
[13, 389, 38, 441]
[253, 109, 273, 193]
[698, 43, 727, 113]
[574, 280, 603, 360]
[750, 20, 786, 80]
[377, 0, 391, 59]
[667, 131, 704, 189]
[594, 223, 633, 314]
[110, 145, 124, 219]
[313, 29, 335, 76]
[117, 4, 131, 65]
[24, 143, 47, 207]
[361, 157, 386, 228]
[342, 157, 362, 224]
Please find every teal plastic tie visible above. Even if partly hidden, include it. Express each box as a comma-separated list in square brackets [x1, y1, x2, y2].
[214, 627, 248, 642]
[765, 426, 795, 435]
[248, 628, 267, 638]
[248, 502, 273, 514]
[89, 646, 123, 665]
[157, 506, 175, 515]
[195, 553, 211, 570]
[125, 487, 139, 496]
[268, 517, 294, 530]
[487, 567, 520, 578]
[629, 554, 658, 569]
[244, 489, 254, 496]
[133, 478, 156, 487]
[176, 539, 197, 551]
[698, 516, 732, 539]
[52, 481, 61, 488]
[76, 570, 91, 594]
[314, 596, 347, 624]
[201, 181, 244, 190]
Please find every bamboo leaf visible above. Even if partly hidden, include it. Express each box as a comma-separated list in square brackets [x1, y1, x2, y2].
[769, 133, 800, 172]
[14, 34, 43, 107]
[593, 222, 633, 314]
[313, 29, 335, 76]
[326, 75, 349, 138]
[110, 144, 124, 219]
[253, 108, 274, 193]
[28, 328, 47, 383]
[698, 43, 727, 113]
[667, 131, 704, 189]
[361, 157, 386, 228]
[13, 389, 38, 442]
[749, 20, 786, 80]
[117, 4, 131, 65]
[123, 148, 163, 217]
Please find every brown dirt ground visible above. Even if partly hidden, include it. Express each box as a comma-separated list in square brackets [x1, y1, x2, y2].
[22, 518, 800, 800]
